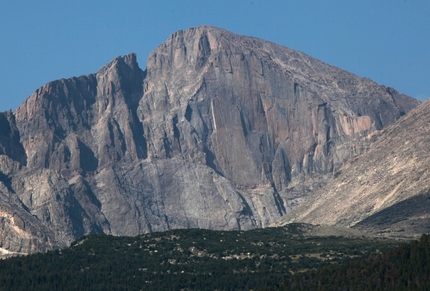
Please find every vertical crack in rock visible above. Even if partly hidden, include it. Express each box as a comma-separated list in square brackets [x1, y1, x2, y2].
[273, 191, 287, 216]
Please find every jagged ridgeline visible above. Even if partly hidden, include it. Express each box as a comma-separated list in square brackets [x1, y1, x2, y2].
[0, 26, 419, 256]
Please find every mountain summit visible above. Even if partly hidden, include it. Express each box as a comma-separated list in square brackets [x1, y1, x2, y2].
[0, 26, 419, 256]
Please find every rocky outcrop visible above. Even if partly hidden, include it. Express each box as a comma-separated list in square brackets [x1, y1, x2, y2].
[277, 99, 430, 238]
[0, 111, 26, 165]
[0, 26, 420, 256]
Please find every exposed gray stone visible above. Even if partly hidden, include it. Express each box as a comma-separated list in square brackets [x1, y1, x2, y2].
[277, 99, 430, 239]
[0, 26, 419, 256]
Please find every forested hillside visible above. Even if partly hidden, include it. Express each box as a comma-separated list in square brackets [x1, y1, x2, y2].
[271, 234, 430, 291]
[0, 225, 400, 290]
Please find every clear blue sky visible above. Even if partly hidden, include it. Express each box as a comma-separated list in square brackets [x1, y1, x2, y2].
[1, 0, 429, 111]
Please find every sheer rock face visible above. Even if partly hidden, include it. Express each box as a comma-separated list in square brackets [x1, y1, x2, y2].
[276, 99, 430, 238]
[140, 27, 417, 191]
[0, 26, 419, 256]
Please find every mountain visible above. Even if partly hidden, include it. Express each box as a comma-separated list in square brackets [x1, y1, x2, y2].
[277, 99, 430, 238]
[0, 26, 419, 256]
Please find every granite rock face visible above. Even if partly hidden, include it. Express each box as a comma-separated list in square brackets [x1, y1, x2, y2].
[0, 26, 419, 256]
[277, 99, 430, 238]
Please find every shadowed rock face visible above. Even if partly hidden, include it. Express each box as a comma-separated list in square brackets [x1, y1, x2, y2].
[0, 26, 419, 256]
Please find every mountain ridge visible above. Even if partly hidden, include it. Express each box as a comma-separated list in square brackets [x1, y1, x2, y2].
[276, 98, 430, 238]
[0, 26, 420, 256]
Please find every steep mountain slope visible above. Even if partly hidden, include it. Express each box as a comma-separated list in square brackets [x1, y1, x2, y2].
[0, 26, 419, 256]
[278, 99, 430, 237]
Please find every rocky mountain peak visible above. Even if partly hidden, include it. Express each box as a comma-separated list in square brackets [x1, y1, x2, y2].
[97, 52, 141, 77]
[0, 26, 421, 257]
[142, 25, 419, 190]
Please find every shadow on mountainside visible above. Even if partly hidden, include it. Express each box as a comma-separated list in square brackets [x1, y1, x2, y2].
[353, 191, 430, 237]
